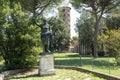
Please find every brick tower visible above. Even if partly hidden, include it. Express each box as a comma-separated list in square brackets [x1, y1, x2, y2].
[58, 7, 71, 37]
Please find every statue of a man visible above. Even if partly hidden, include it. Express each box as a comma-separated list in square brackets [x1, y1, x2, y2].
[36, 19, 53, 54]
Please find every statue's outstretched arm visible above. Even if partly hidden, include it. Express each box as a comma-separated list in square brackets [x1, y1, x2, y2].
[35, 21, 43, 28]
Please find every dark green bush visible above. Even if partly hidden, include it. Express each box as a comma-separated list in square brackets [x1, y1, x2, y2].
[0, 2, 41, 70]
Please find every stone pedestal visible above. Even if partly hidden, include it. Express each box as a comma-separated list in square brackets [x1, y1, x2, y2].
[0, 74, 4, 80]
[39, 54, 55, 76]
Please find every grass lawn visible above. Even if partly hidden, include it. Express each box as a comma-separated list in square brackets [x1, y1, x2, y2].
[1, 53, 119, 79]
[11, 69, 105, 80]
[54, 53, 120, 77]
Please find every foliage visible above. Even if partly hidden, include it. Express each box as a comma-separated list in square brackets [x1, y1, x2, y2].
[0, 1, 41, 69]
[106, 16, 120, 30]
[76, 11, 94, 54]
[48, 17, 70, 52]
[71, 0, 120, 13]
[71, 36, 79, 46]
[98, 30, 120, 65]
[99, 12, 120, 65]
[71, 36, 78, 41]
[70, 0, 120, 57]
[18, 0, 62, 15]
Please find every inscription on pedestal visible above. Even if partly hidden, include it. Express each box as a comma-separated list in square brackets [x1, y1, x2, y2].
[39, 54, 55, 76]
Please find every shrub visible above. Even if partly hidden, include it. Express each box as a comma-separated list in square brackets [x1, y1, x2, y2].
[0, 2, 41, 69]
[98, 30, 120, 65]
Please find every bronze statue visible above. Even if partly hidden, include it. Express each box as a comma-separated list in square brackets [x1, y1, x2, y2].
[36, 19, 53, 54]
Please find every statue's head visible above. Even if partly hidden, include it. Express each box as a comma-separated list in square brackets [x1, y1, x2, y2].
[42, 19, 46, 24]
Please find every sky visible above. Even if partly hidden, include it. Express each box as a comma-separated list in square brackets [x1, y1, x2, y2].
[69, 4, 80, 37]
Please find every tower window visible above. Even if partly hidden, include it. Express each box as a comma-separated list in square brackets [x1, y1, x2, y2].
[62, 9, 65, 12]
[63, 14, 66, 21]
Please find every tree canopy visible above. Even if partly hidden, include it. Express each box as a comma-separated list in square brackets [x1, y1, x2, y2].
[48, 17, 70, 51]
[76, 11, 94, 54]
[18, 0, 62, 15]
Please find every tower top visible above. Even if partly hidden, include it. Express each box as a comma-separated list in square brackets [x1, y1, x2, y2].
[58, 6, 71, 11]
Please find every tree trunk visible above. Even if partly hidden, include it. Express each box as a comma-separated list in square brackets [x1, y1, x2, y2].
[93, 25, 98, 57]
[93, 16, 102, 58]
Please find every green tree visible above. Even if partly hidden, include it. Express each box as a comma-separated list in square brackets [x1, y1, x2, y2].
[71, 0, 120, 57]
[0, 1, 41, 69]
[100, 10, 120, 65]
[98, 30, 120, 65]
[106, 16, 120, 30]
[76, 11, 94, 54]
[48, 17, 70, 52]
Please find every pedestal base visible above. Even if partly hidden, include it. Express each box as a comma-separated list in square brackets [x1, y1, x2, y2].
[39, 54, 55, 76]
